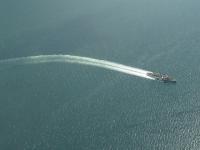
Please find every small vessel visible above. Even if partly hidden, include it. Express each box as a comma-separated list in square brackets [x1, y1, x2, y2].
[147, 72, 176, 83]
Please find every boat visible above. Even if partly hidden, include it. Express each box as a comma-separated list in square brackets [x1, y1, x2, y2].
[146, 72, 176, 83]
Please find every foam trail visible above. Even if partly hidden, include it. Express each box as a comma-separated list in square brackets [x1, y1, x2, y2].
[0, 55, 155, 80]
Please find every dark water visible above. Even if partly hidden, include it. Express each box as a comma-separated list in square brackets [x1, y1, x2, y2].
[1, 0, 200, 149]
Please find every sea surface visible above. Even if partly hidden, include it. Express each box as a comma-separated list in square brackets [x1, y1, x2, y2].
[1, 0, 200, 149]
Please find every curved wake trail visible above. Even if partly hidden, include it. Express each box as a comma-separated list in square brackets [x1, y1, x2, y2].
[0, 55, 155, 80]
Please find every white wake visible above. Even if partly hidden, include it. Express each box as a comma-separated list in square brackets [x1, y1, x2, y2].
[0, 54, 155, 80]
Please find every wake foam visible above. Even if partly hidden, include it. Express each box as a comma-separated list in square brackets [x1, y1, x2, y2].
[0, 54, 155, 80]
